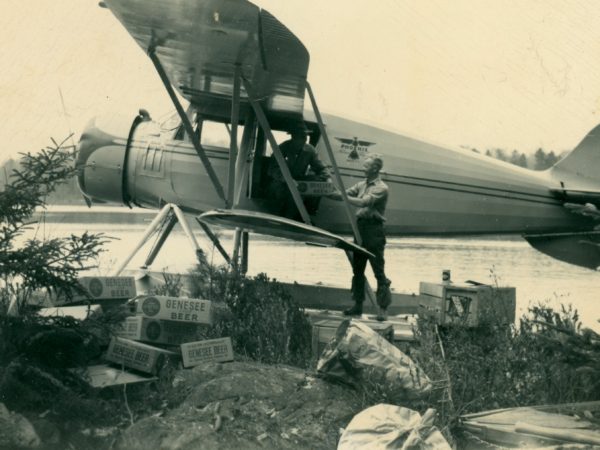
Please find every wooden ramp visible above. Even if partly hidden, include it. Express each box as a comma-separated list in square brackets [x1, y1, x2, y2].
[304, 308, 417, 343]
[126, 270, 422, 316]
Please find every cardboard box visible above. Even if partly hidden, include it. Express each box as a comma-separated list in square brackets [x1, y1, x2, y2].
[419, 282, 516, 327]
[181, 337, 234, 368]
[57, 276, 136, 305]
[136, 295, 212, 325]
[116, 316, 200, 345]
[73, 364, 157, 388]
[38, 304, 102, 320]
[105, 337, 178, 374]
[312, 318, 394, 358]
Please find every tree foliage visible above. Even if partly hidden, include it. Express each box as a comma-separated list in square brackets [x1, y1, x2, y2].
[0, 137, 108, 312]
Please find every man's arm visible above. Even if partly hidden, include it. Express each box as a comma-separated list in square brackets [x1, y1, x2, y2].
[330, 184, 387, 207]
[307, 146, 331, 181]
[354, 184, 387, 207]
[328, 181, 360, 202]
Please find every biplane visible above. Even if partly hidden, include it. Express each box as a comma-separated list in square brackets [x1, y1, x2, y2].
[76, 0, 600, 274]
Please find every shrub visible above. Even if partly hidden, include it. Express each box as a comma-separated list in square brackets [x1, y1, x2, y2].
[0, 138, 108, 314]
[189, 264, 313, 368]
[410, 302, 600, 444]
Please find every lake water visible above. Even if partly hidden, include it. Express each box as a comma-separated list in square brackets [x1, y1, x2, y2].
[29, 206, 600, 332]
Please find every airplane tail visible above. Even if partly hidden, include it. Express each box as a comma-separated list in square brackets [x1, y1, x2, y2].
[524, 124, 600, 270]
[550, 123, 600, 182]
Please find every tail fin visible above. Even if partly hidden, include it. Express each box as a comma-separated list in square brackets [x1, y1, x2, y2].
[552, 123, 600, 181]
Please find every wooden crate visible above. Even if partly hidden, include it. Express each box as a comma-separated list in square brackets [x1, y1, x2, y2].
[312, 318, 394, 358]
[419, 282, 516, 327]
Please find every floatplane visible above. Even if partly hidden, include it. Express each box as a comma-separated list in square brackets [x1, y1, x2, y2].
[76, 0, 600, 307]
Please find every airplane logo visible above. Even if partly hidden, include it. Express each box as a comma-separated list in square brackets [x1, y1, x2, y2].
[335, 137, 376, 160]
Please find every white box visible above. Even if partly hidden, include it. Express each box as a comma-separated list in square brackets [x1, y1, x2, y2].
[136, 296, 212, 325]
[116, 316, 200, 345]
[57, 276, 136, 304]
[181, 337, 234, 368]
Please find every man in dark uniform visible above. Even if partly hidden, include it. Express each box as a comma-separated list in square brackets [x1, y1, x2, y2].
[329, 154, 391, 321]
[267, 125, 330, 219]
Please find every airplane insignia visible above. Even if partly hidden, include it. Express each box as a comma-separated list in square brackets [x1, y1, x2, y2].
[334, 137, 376, 160]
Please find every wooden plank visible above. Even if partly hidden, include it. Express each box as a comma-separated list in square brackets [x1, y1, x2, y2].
[123, 270, 422, 315]
[279, 281, 421, 314]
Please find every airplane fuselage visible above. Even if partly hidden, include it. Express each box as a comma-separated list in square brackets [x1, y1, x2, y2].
[77, 112, 594, 237]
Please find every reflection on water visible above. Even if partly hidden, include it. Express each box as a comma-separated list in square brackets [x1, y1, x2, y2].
[28, 207, 600, 331]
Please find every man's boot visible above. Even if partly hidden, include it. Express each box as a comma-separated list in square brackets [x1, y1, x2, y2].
[375, 306, 388, 322]
[344, 302, 363, 316]
[375, 279, 392, 321]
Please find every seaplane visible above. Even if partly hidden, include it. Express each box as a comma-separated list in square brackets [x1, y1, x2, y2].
[76, 0, 600, 287]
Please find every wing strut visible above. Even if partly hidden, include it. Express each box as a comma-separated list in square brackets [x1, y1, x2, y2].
[147, 44, 228, 207]
[113, 203, 233, 276]
[234, 110, 257, 207]
[305, 82, 378, 308]
[195, 218, 232, 265]
[242, 77, 312, 225]
[305, 82, 362, 245]
[227, 65, 242, 206]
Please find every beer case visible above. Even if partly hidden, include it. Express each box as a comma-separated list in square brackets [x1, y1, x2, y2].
[105, 337, 178, 374]
[136, 295, 212, 325]
[57, 276, 136, 305]
[116, 316, 200, 345]
[181, 337, 234, 368]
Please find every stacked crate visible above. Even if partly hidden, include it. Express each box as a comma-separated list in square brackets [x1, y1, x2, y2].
[109, 295, 233, 375]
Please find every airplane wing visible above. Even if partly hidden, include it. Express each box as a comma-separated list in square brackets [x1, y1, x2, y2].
[524, 231, 600, 270]
[198, 209, 375, 258]
[103, 0, 309, 126]
[549, 188, 600, 205]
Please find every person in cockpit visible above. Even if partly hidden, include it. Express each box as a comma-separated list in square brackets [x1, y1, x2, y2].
[267, 124, 330, 220]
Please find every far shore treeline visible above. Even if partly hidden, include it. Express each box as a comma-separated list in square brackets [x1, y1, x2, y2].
[0, 147, 565, 205]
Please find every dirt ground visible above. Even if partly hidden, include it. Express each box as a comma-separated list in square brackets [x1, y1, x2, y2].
[115, 361, 363, 450]
[0, 359, 365, 450]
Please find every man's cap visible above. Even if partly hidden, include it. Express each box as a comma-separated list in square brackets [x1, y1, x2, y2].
[288, 123, 312, 135]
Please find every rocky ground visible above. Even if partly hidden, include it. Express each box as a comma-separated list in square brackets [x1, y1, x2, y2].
[0, 359, 365, 450]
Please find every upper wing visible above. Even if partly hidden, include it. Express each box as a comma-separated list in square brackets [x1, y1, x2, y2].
[103, 0, 309, 126]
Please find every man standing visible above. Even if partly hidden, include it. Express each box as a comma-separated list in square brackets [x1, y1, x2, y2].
[329, 154, 391, 320]
[267, 125, 330, 219]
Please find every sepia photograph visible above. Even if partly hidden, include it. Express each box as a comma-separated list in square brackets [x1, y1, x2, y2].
[1, 0, 599, 448]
